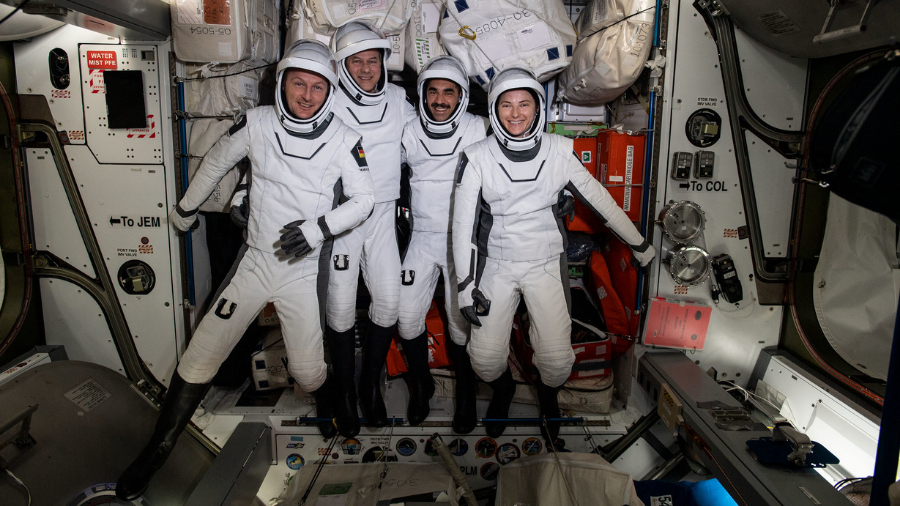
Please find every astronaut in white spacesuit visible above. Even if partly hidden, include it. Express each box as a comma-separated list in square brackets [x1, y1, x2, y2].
[325, 22, 417, 431]
[398, 56, 486, 430]
[452, 68, 655, 443]
[116, 41, 373, 500]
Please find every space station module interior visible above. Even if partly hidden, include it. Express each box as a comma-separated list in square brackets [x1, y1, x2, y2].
[0, 0, 899, 505]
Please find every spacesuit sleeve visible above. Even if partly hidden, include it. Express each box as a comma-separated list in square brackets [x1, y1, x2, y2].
[319, 137, 375, 237]
[402, 97, 418, 126]
[451, 151, 482, 308]
[179, 117, 251, 214]
[565, 152, 655, 267]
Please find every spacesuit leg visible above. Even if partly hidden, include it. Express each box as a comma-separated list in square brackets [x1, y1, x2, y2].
[522, 255, 574, 446]
[325, 216, 368, 433]
[178, 248, 273, 384]
[357, 202, 402, 427]
[468, 257, 520, 438]
[272, 255, 339, 438]
[520, 256, 575, 389]
[440, 239, 477, 433]
[118, 249, 271, 500]
[398, 232, 441, 425]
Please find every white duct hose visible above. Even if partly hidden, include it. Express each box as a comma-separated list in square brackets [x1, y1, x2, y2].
[556, 0, 655, 106]
[302, 0, 413, 36]
[430, 434, 477, 506]
[438, 0, 576, 89]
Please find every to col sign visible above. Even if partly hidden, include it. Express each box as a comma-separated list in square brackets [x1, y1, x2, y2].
[86, 51, 117, 69]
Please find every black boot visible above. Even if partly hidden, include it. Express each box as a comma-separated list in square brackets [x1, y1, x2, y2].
[484, 367, 517, 438]
[357, 322, 395, 427]
[535, 376, 562, 448]
[402, 331, 435, 425]
[309, 375, 338, 439]
[116, 373, 211, 500]
[326, 326, 360, 437]
[447, 341, 477, 434]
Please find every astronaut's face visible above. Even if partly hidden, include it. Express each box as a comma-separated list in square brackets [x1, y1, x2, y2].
[426, 79, 461, 122]
[497, 89, 536, 138]
[345, 49, 382, 93]
[283, 69, 329, 119]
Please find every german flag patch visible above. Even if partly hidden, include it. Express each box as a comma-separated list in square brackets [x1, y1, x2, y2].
[352, 139, 369, 170]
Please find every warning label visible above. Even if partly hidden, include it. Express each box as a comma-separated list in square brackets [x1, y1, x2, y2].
[756, 11, 802, 35]
[65, 378, 111, 413]
[86, 51, 117, 69]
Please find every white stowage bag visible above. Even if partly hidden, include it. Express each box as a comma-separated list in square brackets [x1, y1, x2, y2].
[438, 0, 576, 89]
[497, 452, 645, 506]
[188, 118, 242, 213]
[557, 0, 655, 106]
[286, 1, 335, 48]
[183, 60, 265, 117]
[171, 0, 278, 64]
[302, 0, 413, 37]
[404, 0, 446, 73]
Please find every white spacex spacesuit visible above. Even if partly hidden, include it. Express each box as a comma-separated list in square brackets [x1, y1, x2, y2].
[171, 44, 374, 394]
[398, 60, 486, 346]
[452, 68, 654, 390]
[327, 23, 417, 333]
[117, 41, 371, 502]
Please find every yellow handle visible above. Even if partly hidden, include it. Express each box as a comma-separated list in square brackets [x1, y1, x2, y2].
[459, 26, 476, 40]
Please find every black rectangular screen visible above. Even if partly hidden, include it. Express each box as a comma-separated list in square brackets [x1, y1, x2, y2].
[104, 70, 146, 129]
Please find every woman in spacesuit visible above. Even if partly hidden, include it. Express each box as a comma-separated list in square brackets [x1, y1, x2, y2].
[451, 68, 655, 445]
[116, 41, 374, 500]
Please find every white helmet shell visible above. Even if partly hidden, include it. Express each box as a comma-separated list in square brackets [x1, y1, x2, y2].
[487, 67, 546, 151]
[276, 40, 338, 135]
[332, 21, 391, 105]
[417, 56, 470, 135]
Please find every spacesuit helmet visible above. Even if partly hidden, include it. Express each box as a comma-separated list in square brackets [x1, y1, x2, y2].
[275, 40, 338, 134]
[417, 55, 470, 134]
[487, 67, 546, 151]
[332, 21, 391, 105]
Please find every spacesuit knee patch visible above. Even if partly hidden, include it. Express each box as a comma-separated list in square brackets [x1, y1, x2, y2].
[214, 298, 237, 319]
[333, 254, 349, 271]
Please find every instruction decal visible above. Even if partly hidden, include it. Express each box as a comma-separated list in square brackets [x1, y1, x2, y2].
[110, 215, 162, 228]
[86, 51, 117, 69]
[64, 378, 111, 413]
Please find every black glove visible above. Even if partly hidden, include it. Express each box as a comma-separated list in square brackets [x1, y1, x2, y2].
[460, 288, 491, 327]
[230, 195, 249, 229]
[631, 256, 652, 276]
[279, 220, 312, 258]
[556, 190, 575, 222]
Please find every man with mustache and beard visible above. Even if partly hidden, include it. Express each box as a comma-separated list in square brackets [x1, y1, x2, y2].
[397, 56, 485, 432]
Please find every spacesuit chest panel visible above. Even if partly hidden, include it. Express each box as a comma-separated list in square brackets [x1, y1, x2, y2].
[479, 134, 567, 261]
[244, 108, 348, 253]
[407, 114, 483, 233]
[335, 84, 408, 203]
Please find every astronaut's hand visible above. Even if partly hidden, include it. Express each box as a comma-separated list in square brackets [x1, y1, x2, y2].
[556, 190, 575, 222]
[168, 204, 199, 232]
[230, 195, 249, 229]
[460, 288, 491, 327]
[279, 220, 313, 258]
[631, 244, 656, 269]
